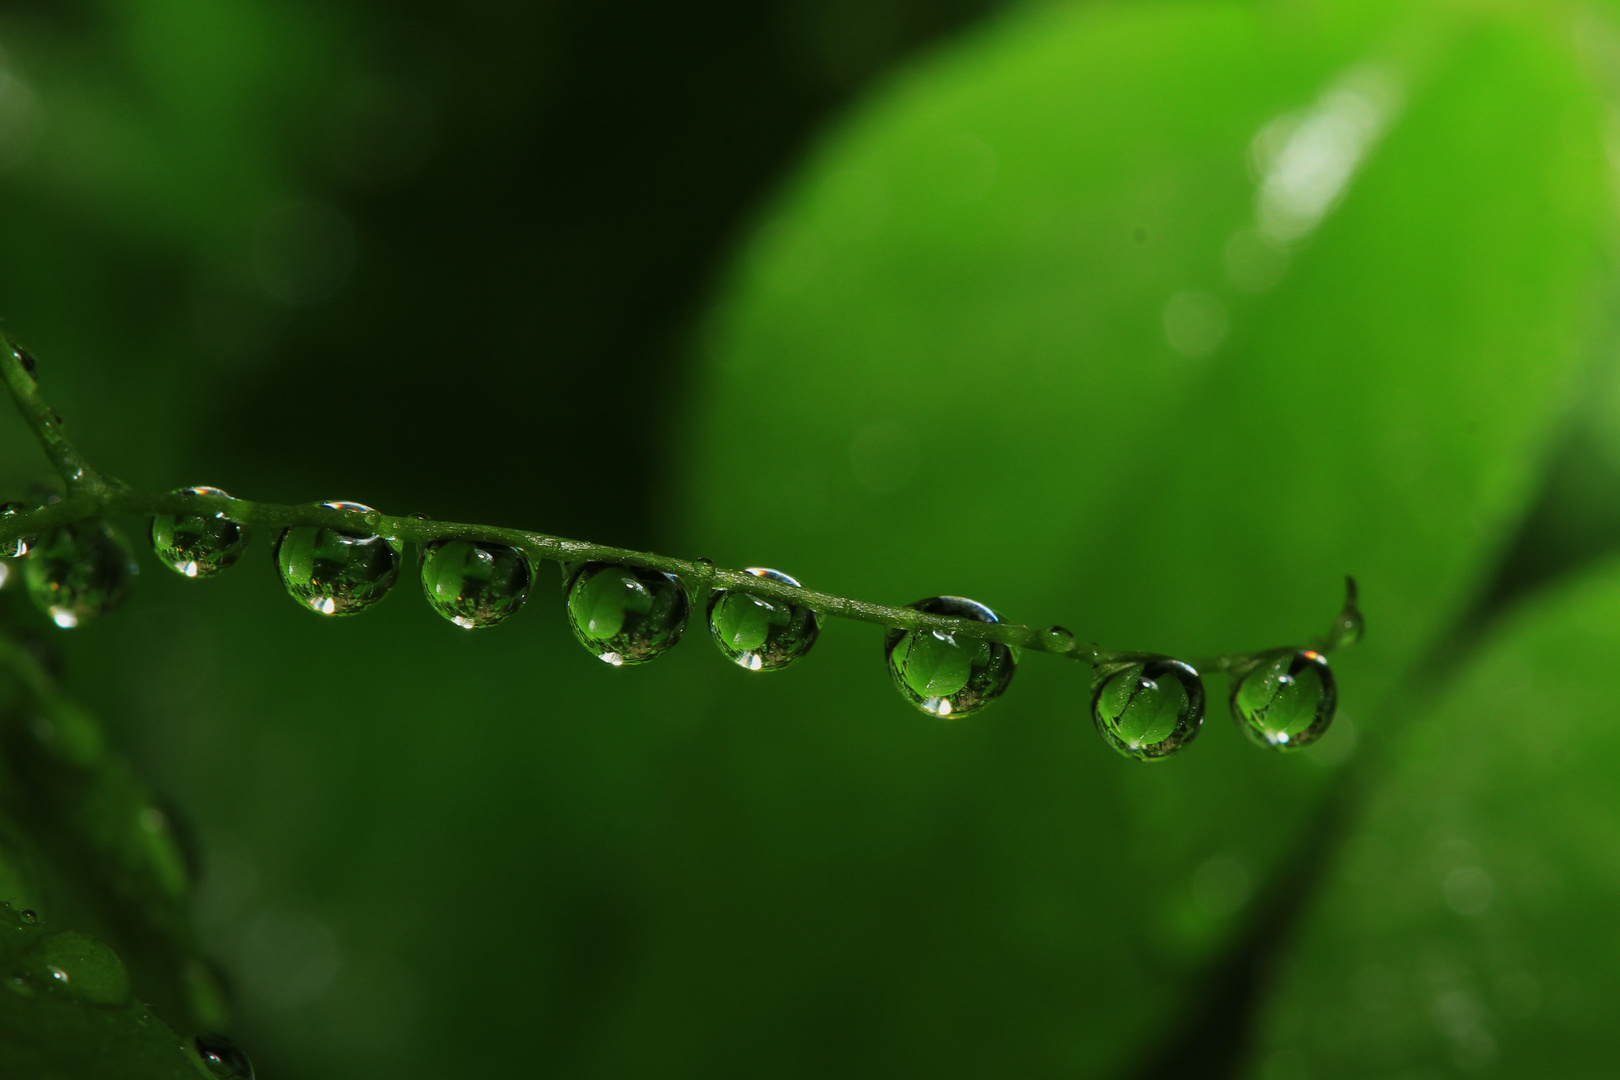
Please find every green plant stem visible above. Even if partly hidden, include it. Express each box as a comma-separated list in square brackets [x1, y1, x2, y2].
[0, 336, 1359, 665]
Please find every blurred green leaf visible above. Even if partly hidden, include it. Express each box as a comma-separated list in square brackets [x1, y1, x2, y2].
[1249, 555, 1620, 1077]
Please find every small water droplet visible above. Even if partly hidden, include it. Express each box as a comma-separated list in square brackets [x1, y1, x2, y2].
[51, 412, 63, 425]
[1040, 625, 1075, 653]
[419, 539, 531, 628]
[564, 562, 688, 665]
[1, 501, 34, 558]
[23, 522, 138, 628]
[884, 596, 1017, 717]
[1230, 649, 1336, 750]
[707, 568, 819, 672]
[272, 502, 401, 616]
[193, 1033, 255, 1079]
[14, 347, 37, 380]
[151, 486, 251, 578]
[19, 910, 37, 923]
[694, 557, 714, 570]
[18, 931, 131, 1006]
[1330, 609, 1363, 649]
[1091, 658, 1205, 760]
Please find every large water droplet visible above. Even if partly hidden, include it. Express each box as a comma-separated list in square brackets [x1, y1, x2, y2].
[272, 502, 401, 616]
[2, 501, 36, 558]
[706, 568, 819, 671]
[1091, 658, 1205, 760]
[14, 347, 37, 381]
[150, 486, 250, 578]
[16, 930, 132, 1006]
[194, 1033, 255, 1079]
[1231, 648, 1336, 750]
[564, 562, 688, 665]
[419, 539, 531, 628]
[884, 596, 1017, 717]
[22, 523, 137, 628]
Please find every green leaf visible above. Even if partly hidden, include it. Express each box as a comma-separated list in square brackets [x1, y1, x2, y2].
[1249, 555, 1620, 1077]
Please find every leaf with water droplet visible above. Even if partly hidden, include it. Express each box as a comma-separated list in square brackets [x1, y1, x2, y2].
[150, 486, 251, 579]
[884, 596, 1016, 717]
[419, 539, 531, 628]
[12, 931, 131, 1007]
[1230, 648, 1336, 750]
[272, 501, 401, 616]
[1, 501, 35, 558]
[1091, 658, 1204, 760]
[22, 523, 137, 628]
[565, 562, 689, 665]
[707, 568, 819, 671]
[193, 1033, 255, 1079]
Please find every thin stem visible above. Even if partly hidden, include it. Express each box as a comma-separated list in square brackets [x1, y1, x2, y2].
[0, 336, 1361, 665]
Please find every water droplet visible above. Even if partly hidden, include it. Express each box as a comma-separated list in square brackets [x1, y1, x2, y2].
[564, 562, 688, 665]
[884, 597, 1017, 717]
[1091, 658, 1205, 760]
[14, 347, 37, 380]
[1330, 608, 1363, 649]
[22, 522, 137, 628]
[15, 931, 131, 1006]
[1040, 625, 1075, 653]
[1230, 648, 1336, 750]
[707, 568, 819, 672]
[19, 910, 37, 923]
[419, 539, 531, 628]
[194, 1033, 255, 1079]
[272, 502, 401, 616]
[1, 501, 35, 558]
[694, 557, 714, 570]
[150, 486, 250, 578]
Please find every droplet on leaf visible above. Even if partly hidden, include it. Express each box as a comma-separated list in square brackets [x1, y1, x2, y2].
[23, 522, 137, 628]
[1231, 648, 1336, 750]
[272, 502, 401, 616]
[0, 501, 33, 558]
[706, 568, 819, 671]
[564, 562, 688, 665]
[419, 539, 531, 628]
[1091, 658, 1205, 760]
[150, 486, 251, 578]
[14, 347, 37, 380]
[884, 596, 1017, 717]
[17, 930, 131, 1006]
[194, 1033, 255, 1079]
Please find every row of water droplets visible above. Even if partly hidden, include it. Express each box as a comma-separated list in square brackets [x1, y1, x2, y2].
[0, 494, 1359, 761]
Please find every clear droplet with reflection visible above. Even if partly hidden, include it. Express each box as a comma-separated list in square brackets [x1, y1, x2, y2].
[1091, 658, 1205, 760]
[22, 523, 137, 628]
[1231, 648, 1336, 750]
[2, 501, 35, 558]
[194, 1033, 255, 1079]
[16, 930, 132, 1006]
[419, 539, 531, 628]
[565, 562, 688, 665]
[150, 486, 250, 578]
[14, 346, 37, 381]
[707, 568, 819, 671]
[884, 596, 1017, 717]
[1040, 625, 1076, 653]
[272, 501, 401, 616]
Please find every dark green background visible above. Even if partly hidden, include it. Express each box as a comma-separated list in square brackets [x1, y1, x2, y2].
[5, 1, 1620, 1077]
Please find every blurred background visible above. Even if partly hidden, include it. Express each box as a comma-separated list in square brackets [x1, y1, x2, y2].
[6, 0, 1620, 1077]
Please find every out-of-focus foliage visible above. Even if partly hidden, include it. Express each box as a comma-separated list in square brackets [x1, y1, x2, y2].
[1253, 557, 1620, 1077]
[3, 0, 1620, 1077]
